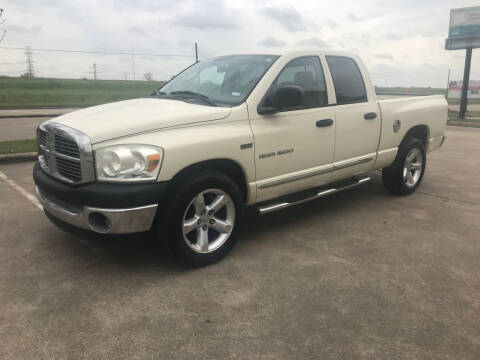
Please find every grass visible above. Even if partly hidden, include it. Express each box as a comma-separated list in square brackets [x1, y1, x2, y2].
[448, 110, 480, 123]
[0, 77, 166, 108]
[375, 86, 480, 105]
[448, 116, 480, 123]
[375, 86, 447, 96]
[0, 139, 37, 155]
[446, 99, 480, 105]
[0, 77, 478, 108]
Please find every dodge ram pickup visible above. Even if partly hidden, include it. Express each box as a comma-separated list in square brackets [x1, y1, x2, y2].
[34, 50, 447, 266]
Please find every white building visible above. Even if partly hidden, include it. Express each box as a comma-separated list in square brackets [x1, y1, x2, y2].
[448, 80, 480, 99]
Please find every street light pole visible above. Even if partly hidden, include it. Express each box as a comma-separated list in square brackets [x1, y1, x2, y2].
[459, 47, 472, 119]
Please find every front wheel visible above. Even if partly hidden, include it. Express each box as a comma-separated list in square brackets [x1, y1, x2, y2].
[165, 172, 243, 267]
[382, 138, 426, 196]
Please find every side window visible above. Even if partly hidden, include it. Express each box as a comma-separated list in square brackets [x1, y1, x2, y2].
[326, 56, 367, 105]
[269, 56, 328, 109]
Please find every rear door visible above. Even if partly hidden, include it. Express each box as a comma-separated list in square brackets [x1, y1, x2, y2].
[250, 56, 336, 202]
[325, 56, 380, 180]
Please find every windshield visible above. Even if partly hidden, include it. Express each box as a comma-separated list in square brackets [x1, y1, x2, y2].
[159, 54, 279, 106]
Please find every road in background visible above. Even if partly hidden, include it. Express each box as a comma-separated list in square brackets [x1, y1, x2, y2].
[0, 117, 49, 142]
[1, 126, 479, 359]
[0, 108, 78, 142]
[0, 108, 78, 117]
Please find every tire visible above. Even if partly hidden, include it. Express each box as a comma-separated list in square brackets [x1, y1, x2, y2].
[382, 137, 426, 196]
[164, 171, 244, 267]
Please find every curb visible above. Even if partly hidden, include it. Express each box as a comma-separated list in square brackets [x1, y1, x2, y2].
[447, 120, 480, 128]
[0, 114, 63, 119]
[0, 106, 87, 110]
[0, 152, 37, 164]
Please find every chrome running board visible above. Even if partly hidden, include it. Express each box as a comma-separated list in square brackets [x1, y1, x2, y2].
[257, 176, 371, 215]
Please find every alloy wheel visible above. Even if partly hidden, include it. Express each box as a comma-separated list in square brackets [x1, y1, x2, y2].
[182, 189, 235, 253]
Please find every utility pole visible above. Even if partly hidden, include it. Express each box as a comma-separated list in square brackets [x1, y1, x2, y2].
[124, 72, 128, 80]
[446, 68, 450, 99]
[0, 8, 6, 42]
[24, 46, 34, 78]
[459, 47, 472, 119]
[195, 42, 198, 63]
[131, 45, 136, 81]
[93, 63, 97, 80]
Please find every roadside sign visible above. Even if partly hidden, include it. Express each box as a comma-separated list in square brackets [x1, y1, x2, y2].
[445, 6, 480, 50]
[445, 6, 479, 119]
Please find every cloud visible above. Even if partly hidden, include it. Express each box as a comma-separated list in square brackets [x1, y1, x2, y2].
[172, 16, 238, 29]
[0, 0, 477, 88]
[259, 37, 286, 48]
[262, 6, 307, 32]
[348, 13, 359, 22]
[385, 32, 404, 41]
[6, 25, 42, 34]
[327, 20, 339, 28]
[296, 37, 328, 48]
[129, 26, 147, 36]
[172, 0, 239, 29]
[374, 53, 394, 60]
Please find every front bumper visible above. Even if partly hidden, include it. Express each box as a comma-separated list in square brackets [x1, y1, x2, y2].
[36, 187, 158, 233]
[33, 161, 167, 234]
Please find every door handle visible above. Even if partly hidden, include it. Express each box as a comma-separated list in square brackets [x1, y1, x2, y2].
[364, 112, 377, 120]
[316, 119, 333, 127]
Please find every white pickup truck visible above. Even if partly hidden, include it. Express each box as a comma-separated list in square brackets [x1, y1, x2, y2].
[34, 50, 447, 266]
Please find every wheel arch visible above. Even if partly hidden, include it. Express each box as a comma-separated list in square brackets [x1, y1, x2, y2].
[167, 158, 249, 203]
[401, 124, 429, 146]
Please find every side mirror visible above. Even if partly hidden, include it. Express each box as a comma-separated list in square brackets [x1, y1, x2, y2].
[258, 85, 305, 115]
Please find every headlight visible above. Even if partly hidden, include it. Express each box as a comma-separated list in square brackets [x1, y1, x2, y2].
[95, 145, 163, 182]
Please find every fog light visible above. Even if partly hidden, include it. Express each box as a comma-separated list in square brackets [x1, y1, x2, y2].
[88, 212, 112, 233]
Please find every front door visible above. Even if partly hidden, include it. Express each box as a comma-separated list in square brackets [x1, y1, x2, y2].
[250, 56, 336, 202]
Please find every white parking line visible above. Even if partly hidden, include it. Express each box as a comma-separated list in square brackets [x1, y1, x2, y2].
[0, 170, 43, 210]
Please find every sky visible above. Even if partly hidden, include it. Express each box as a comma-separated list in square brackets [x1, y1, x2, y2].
[0, 0, 479, 87]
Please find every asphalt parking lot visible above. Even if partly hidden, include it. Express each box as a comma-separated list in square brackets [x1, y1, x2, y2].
[1, 126, 479, 359]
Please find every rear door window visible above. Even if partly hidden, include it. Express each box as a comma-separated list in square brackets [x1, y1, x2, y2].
[326, 56, 367, 105]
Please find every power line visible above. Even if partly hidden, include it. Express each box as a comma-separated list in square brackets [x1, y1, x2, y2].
[0, 46, 194, 58]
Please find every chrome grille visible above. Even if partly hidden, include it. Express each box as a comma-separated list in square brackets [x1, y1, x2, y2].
[38, 128, 49, 167]
[39, 129, 48, 147]
[56, 157, 82, 182]
[37, 122, 94, 185]
[54, 133, 80, 158]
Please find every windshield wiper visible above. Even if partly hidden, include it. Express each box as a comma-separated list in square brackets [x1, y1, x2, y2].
[169, 91, 218, 106]
[152, 90, 167, 96]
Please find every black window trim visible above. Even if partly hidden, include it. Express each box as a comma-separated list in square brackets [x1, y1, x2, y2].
[258, 55, 329, 114]
[325, 55, 368, 106]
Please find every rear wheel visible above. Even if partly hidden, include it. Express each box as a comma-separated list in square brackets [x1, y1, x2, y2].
[382, 138, 426, 196]
[165, 172, 243, 267]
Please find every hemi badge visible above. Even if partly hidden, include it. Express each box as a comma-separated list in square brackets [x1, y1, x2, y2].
[240, 143, 253, 150]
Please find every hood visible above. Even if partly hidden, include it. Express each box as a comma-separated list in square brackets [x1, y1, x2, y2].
[47, 98, 232, 143]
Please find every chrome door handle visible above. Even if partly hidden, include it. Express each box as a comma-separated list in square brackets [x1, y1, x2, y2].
[316, 119, 333, 127]
[364, 112, 377, 120]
